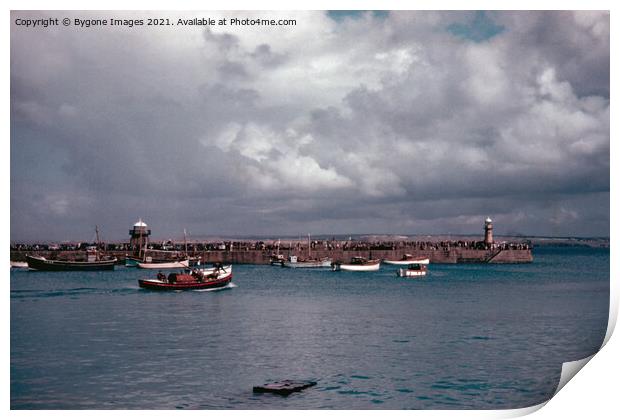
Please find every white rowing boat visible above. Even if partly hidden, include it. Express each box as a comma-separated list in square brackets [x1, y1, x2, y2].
[383, 254, 430, 265]
[332, 257, 381, 272]
[137, 259, 190, 269]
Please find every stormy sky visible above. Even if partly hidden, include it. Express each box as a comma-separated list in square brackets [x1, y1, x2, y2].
[10, 10, 609, 242]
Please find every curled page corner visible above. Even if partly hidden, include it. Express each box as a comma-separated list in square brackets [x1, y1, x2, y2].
[493, 401, 548, 418]
[602, 296, 617, 348]
[554, 354, 595, 396]
[493, 353, 599, 419]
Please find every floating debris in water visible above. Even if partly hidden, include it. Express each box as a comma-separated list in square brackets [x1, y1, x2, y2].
[253, 380, 317, 396]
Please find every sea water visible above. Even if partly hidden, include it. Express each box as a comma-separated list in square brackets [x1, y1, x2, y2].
[10, 246, 609, 409]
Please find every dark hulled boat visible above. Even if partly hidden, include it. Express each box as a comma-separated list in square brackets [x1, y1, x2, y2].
[26, 255, 117, 271]
[26, 226, 117, 271]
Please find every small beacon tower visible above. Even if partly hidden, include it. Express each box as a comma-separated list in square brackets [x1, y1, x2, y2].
[129, 218, 151, 251]
[484, 217, 493, 245]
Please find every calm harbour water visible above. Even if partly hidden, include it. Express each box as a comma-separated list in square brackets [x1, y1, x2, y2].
[11, 246, 609, 409]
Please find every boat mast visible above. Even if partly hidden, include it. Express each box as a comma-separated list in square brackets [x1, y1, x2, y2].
[308, 233, 311, 259]
[138, 222, 143, 259]
[184, 229, 188, 257]
[95, 225, 101, 261]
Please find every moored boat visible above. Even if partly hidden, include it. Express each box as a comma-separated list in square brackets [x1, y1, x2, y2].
[130, 229, 200, 268]
[194, 264, 232, 274]
[127, 255, 200, 268]
[269, 254, 286, 266]
[125, 256, 144, 267]
[383, 254, 430, 265]
[26, 254, 116, 271]
[138, 265, 233, 290]
[281, 255, 332, 268]
[26, 226, 117, 271]
[397, 263, 428, 277]
[281, 234, 331, 268]
[269, 239, 286, 265]
[137, 259, 190, 269]
[332, 256, 381, 272]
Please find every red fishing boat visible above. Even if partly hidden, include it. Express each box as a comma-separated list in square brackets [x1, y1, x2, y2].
[138, 265, 233, 290]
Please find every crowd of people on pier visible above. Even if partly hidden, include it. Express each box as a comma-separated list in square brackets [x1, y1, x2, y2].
[262, 239, 531, 253]
[11, 238, 531, 253]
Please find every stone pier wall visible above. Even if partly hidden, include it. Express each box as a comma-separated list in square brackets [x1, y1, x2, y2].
[11, 247, 533, 264]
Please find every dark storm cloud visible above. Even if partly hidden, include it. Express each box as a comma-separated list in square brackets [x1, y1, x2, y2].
[493, 11, 610, 98]
[250, 44, 288, 68]
[10, 10, 609, 242]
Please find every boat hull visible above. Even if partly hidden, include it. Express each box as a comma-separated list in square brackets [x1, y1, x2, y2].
[282, 259, 332, 268]
[397, 269, 427, 277]
[128, 257, 199, 268]
[137, 259, 190, 269]
[125, 256, 141, 267]
[193, 265, 232, 275]
[26, 255, 116, 271]
[333, 262, 381, 272]
[384, 258, 430, 265]
[138, 272, 233, 290]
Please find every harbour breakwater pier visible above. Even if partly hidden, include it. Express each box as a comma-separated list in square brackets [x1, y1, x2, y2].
[10, 241, 533, 265]
[11, 217, 533, 264]
[187, 243, 534, 264]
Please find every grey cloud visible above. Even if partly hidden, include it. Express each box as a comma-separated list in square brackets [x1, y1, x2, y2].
[217, 61, 249, 79]
[10, 11, 609, 242]
[493, 11, 609, 98]
[251, 43, 288, 68]
[204, 29, 240, 52]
